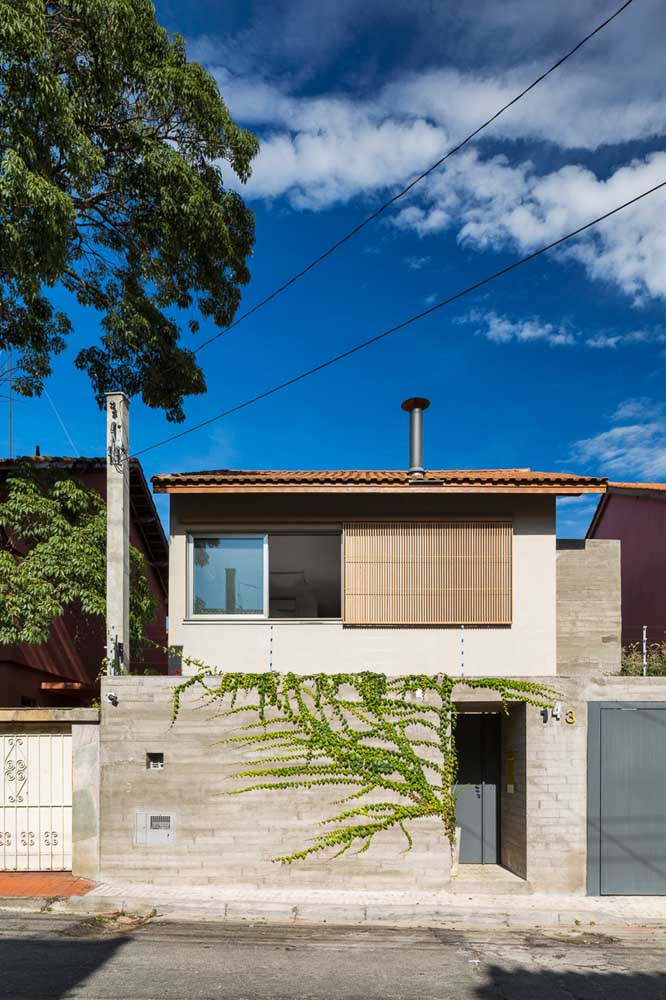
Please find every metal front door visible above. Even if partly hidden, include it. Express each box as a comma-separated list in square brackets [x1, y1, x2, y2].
[1, 733, 72, 871]
[454, 714, 500, 864]
[594, 706, 666, 895]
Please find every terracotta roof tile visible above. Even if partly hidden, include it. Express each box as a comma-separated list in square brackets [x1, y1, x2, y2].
[152, 468, 606, 494]
[608, 481, 666, 491]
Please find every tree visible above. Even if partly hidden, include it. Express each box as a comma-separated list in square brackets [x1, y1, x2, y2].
[0, 462, 155, 646]
[0, 1, 258, 421]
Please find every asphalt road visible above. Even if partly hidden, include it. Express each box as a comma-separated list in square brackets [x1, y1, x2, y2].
[1, 912, 666, 999]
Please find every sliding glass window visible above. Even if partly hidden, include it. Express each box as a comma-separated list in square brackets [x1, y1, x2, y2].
[188, 532, 341, 619]
[191, 535, 267, 617]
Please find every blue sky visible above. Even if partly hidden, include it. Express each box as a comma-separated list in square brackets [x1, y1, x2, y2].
[4, 0, 666, 536]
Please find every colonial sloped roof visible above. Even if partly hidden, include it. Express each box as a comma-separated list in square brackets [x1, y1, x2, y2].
[152, 468, 607, 495]
[0, 456, 168, 594]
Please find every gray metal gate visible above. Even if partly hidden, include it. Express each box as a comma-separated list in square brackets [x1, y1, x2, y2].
[454, 713, 500, 864]
[588, 702, 666, 895]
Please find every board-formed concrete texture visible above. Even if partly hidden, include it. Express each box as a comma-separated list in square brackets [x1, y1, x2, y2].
[95, 675, 666, 895]
[500, 703, 526, 879]
[71, 720, 101, 880]
[97, 676, 450, 890]
[556, 539, 621, 676]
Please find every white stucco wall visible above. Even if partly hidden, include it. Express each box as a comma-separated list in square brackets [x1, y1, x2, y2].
[166, 493, 557, 678]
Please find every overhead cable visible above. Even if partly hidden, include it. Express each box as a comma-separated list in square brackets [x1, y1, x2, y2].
[133, 175, 666, 458]
[193, 0, 635, 355]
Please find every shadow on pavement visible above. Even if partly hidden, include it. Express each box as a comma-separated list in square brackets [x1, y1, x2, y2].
[476, 965, 666, 999]
[0, 935, 128, 999]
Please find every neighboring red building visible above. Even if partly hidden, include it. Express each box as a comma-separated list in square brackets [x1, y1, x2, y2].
[587, 482, 666, 649]
[0, 456, 168, 706]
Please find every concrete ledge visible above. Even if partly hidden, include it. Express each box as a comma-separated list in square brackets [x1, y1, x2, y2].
[0, 708, 100, 724]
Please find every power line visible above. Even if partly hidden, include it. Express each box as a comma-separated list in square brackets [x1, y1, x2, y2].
[43, 387, 80, 457]
[193, 0, 635, 356]
[133, 176, 666, 459]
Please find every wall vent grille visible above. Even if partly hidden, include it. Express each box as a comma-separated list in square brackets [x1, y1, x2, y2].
[135, 811, 176, 846]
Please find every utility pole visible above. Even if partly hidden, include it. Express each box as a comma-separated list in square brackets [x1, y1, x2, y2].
[106, 392, 130, 675]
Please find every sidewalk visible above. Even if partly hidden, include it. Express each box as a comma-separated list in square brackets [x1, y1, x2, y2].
[0, 872, 96, 898]
[2, 879, 666, 931]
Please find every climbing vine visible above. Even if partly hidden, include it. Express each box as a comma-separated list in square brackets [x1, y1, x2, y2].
[169, 651, 556, 865]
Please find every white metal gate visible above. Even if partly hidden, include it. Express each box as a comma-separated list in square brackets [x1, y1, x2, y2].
[1, 733, 72, 871]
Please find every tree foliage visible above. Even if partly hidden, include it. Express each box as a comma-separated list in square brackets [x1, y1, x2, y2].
[0, 1, 258, 420]
[172, 663, 555, 863]
[0, 462, 156, 645]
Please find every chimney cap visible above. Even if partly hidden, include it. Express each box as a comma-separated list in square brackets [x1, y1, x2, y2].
[401, 397, 430, 413]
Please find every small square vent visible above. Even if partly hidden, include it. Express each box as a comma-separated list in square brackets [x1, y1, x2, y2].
[146, 752, 164, 770]
[136, 811, 176, 846]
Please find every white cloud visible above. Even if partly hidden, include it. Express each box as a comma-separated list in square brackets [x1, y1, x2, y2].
[557, 495, 600, 508]
[394, 150, 666, 304]
[463, 310, 576, 347]
[556, 493, 601, 539]
[611, 398, 665, 422]
[457, 309, 666, 353]
[404, 255, 430, 270]
[586, 328, 666, 348]
[456, 309, 666, 352]
[585, 334, 622, 349]
[199, 0, 666, 304]
[571, 404, 666, 481]
[228, 100, 666, 302]
[240, 114, 448, 210]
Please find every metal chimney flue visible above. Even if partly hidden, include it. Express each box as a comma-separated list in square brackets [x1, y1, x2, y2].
[401, 397, 430, 477]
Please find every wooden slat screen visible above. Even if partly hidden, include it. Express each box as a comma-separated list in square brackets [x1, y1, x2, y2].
[343, 521, 512, 625]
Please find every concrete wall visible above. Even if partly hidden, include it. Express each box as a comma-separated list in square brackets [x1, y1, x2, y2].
[168, 493, 558, 678]
[556, 539, 621, 676]
[98, 676, 450, 890]
[72, 720, 100, 880]
[95, 675, 666, 895]
[500, 704, 527, 879]
[522, 675, 666, 894]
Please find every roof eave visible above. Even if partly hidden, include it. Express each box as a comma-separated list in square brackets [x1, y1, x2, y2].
[154, 483, 606, 496]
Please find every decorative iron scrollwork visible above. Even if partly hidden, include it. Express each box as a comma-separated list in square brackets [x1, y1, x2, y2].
[44, 831, 59, 847]
[4, 738, 27, 804]
[20, 831, 35, 847]
[0, 832, 11, 847]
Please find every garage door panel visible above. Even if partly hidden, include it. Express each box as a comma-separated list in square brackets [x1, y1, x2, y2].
[1, 734, 72, 872]
[599, 708, 666, 895]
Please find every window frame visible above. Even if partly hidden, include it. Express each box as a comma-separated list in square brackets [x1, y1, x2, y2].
[188, 532, 269, 620]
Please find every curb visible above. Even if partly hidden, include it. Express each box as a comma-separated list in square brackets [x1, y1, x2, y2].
[0, 894, 663, 932]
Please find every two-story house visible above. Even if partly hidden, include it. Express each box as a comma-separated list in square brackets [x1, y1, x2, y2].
[87, 402, 666, 898]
